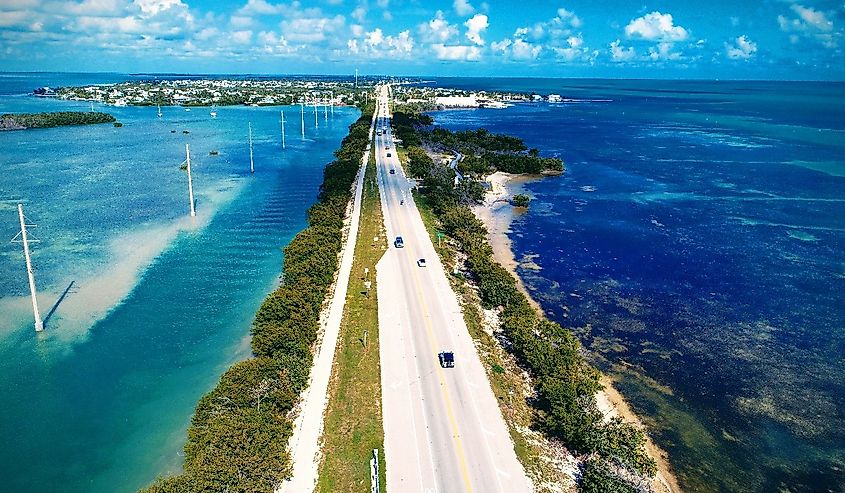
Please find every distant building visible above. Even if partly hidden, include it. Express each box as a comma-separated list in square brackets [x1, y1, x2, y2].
[435, 95, 478, 107]
[547, 94, 562, 102]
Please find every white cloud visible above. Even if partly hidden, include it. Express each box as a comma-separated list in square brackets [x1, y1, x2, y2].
[237, 0, 286, 16]
[648, 42, 681, 61]
[453, 0, 474, 16]
[376, 0, 389, 8]
[420, 10, 457, 43]
[625, 11, 688, 42]
[231, 29, 252, 45]
[553, 34, 595, 62]
[778, 4, 837, 47]
[556, 8, 581, 29]
[351, 6, 366, 23]
[348, 28, 414, 58]
[281, 15, 345, 44]
[464, 13, 487, 46]
[779, 4, 833, 32]
[432, 43, 480, 61]
[230, 15, 253, 28]
[493, 7, 592, 62]
[134, 0, 183, 16]
[725, 34, 757, 59]
[609, 39, 636, 61]
[491, 37, 542, 60]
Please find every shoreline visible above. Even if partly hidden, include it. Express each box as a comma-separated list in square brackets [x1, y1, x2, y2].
[471, 171, 544, 314]
[473, 171, 682, 493]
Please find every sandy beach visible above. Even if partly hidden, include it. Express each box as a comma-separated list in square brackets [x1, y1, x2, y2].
[472, 171, 544, 313]
[473, 171, 682, 493]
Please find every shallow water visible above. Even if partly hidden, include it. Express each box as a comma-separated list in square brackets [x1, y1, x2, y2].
[430, 79, 845, 492]
[0, 73, 358, 493]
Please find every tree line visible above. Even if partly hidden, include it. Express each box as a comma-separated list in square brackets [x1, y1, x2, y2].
[0, 111, 115, 130]
[141, 104, 375, 493]
[398, 109, 656, 491]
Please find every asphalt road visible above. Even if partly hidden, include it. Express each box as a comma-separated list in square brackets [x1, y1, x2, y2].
[376, 86, 532, 493]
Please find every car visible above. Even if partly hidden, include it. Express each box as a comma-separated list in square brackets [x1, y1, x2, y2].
[438, 352, 455, 368]
[386, 152, 392, 157]
[394, 236, 404, 248]
[417, 258, 426, 267]
[389, 168, 395, 174]
[385, 145, 389, 150]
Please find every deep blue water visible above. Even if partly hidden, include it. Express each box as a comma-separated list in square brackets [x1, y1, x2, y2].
[431, 79, 845, 492]
[0, 73, 358, 493]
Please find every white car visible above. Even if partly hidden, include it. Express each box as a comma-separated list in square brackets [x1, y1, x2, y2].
[417, 258, 427, 267]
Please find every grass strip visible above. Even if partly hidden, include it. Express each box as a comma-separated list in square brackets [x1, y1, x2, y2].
[316, 147, 388, 493]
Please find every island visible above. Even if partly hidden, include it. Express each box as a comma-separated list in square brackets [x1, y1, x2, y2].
[0, 111, 116, 130]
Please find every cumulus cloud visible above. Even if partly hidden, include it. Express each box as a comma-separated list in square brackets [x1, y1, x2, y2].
[281, 15, 344, 44]
[432, 43, 481, 61]
[348, 28, 414, 59]
[492, 7, 592, 62]
[419, 10, 457, 43]
[725, 34, 757, 59]
[491, 36, 541, 60]
[778, 4, 837, 47]
[231, 29, 252, 45]
[237, 0, 286, 16]
[555, 8, 582, 29]
[453, 0, 474, 16]
[625, 11, 689, 42]
[553, 34, 596, 62]
[648, 42, 681, 61]
[609, 39, 636, 61]
[464, 13, 487, 45]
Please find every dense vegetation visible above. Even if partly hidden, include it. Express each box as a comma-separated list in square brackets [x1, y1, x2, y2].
[511, 194, 530, 207]
[142, 104, 373, 493]
[0, 111, 115, 130]
[424, 126, 564, 175]
[400, 110, 656, 491]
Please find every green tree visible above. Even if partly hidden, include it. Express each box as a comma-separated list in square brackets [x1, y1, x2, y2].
[512, 194, 530, 207]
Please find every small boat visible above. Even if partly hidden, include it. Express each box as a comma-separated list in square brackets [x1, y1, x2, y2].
[209, 150, 219, 156]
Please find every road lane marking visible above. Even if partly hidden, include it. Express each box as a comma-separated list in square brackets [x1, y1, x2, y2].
[379, 128, 474, 493]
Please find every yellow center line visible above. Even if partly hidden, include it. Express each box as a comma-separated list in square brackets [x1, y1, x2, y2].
[379, 122, 474, 493]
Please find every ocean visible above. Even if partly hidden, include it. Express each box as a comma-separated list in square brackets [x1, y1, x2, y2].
[0, 73, 359, 493]
[428, 78, 845, 492]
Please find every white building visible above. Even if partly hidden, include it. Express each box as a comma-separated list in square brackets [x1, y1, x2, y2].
[434, 95, 478, 107]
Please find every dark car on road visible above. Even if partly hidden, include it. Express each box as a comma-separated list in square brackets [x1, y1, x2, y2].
[394, 236, 404, 248]
[438, 352, 455, 368]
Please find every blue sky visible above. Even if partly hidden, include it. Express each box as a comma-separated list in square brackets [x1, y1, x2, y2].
[0, 0, 843, 79]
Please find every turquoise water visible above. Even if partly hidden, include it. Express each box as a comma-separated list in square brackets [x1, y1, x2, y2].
[430, 79, 845, 492]
[0, 73, 358, 492]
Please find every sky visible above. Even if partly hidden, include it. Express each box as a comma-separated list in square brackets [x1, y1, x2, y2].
[0, 0, 843, 79]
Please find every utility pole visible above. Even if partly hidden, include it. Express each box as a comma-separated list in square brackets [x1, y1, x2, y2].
[280, 110, 286, 149]
[185, 143, 196, 217]
[13, 204, 43, 332]
[300, 101, 305, 139]
[248, 122, 254, 174]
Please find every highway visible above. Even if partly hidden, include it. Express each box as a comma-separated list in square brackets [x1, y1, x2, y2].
[375, 85, 532, 493]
